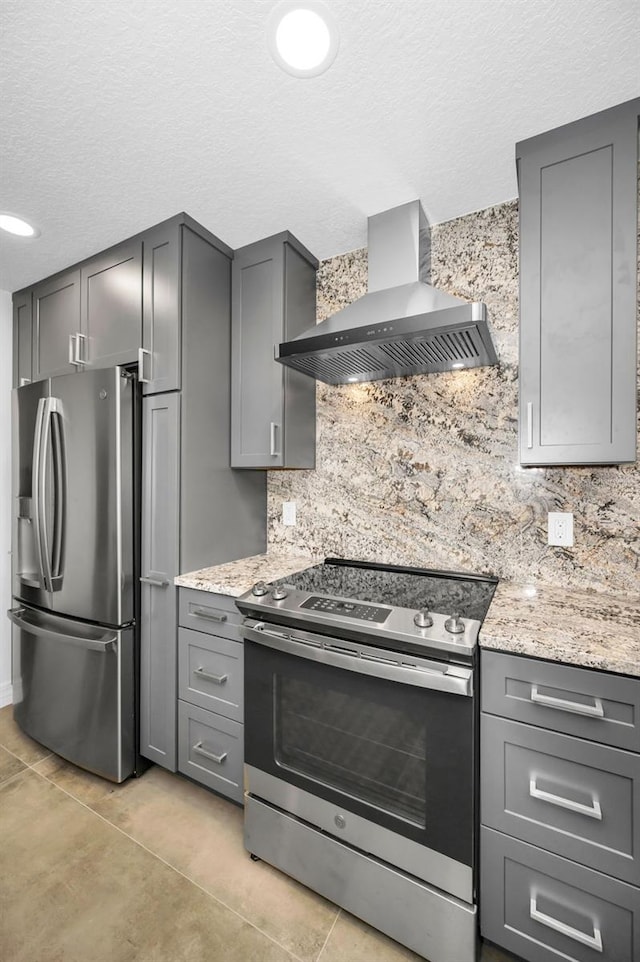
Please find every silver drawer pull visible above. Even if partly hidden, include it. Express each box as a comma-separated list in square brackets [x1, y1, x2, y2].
[530, 685, 604, 718]
[192, 606, 227, 623]
[140, 576, 169, 588]
[529, 778, 602, 820]
[529, 896, 603, 952]
[193, 741, 227, 765]
[194, 667, 228, 685]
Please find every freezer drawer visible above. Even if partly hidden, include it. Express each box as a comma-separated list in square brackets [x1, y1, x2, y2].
[10, 604, 135, 782]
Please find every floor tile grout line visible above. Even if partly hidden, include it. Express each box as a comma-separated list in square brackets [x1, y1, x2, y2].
[0, 766, 32, 790]
[0, 738, 53, 770]
[32, 767, 309, 962]
[315, 907, 341, 962]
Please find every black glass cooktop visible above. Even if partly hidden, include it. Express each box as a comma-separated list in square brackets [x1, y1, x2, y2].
[272, 558, 498, 622]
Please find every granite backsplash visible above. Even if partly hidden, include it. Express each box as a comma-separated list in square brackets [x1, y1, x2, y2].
[267, 199, 639, 599]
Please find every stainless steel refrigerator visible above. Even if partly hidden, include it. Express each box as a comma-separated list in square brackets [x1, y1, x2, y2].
[9, 366, 139, 782]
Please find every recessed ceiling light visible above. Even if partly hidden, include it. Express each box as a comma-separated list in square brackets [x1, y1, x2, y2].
[268, 1, 339, 78]
[0, 212, 40, 238]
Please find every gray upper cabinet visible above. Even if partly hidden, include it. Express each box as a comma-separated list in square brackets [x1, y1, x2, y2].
[32, 268, 81, 380]
[12, 289, 32, 387]
[231, 232, 318, 468]
[80, 239, 142, 369]
[141, 220, 182, 394]
[517, 98, 639, 465]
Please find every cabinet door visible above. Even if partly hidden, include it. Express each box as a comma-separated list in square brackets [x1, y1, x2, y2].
[12, 290, 33, 387]
[518, 99, 639, 465]
[141, 222, 181, 394]
[140, 392, 180, 770]
[231, 233, 317, 468]
[80, 239, 142, 369]
[32, 269, 81, 380]
[231, 237, 285, 467]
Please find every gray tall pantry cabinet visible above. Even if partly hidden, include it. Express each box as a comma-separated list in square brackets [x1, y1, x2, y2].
[517, 98, 639, 465]
[139, 219, 266, 770]
[11, 213, 267, 774]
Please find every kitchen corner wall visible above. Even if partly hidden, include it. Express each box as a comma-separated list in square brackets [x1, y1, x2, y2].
[0, 290, 12, 706]
[267, 199, 640, 598]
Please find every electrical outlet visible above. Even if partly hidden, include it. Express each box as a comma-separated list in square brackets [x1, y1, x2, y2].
[548, 512, 574, 547]
[282, 501, 296, 526]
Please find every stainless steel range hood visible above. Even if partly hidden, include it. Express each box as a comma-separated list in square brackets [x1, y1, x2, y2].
[276, 201, 498, 385]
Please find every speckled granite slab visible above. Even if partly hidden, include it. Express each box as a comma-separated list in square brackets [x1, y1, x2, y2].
[174, 550, 321, 598]
[482, 581, 640, 677]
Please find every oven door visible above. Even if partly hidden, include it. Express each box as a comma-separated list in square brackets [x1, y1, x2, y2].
[243, 619, 475, 901]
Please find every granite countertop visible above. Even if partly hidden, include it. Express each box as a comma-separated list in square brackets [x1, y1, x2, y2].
[175, 553, 640, 679]
[482, 581, 640, 678]
[174, 549, 322, 598]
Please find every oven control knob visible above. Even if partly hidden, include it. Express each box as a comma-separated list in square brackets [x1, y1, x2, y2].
[414, 609, 433, 629]
[252, 581, 269, 597]
[445, 613, 465, 634]
[334, 814, 346, 830]
[271, 585, 288, 601]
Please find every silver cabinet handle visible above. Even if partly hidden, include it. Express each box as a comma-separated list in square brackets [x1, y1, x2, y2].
[529, 778, 602, 820]
[530, 685, 604, 718]
[74, 332, 87, 366]
[140, 575, 169, 587]
[191, 606, 227, 623]
[193, 741, 227, 765]
[529, 896, 603, 952]
[138, 348, 152, 383]
[526, 401, 533, 449]
[269, 421, 280, 457]
[68, 333, 77, 366]
[194, 667, 228, 685]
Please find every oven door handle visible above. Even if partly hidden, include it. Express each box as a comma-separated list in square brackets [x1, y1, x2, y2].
[243, 623, 473, 696]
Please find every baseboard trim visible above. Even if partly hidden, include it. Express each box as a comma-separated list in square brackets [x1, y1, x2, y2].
[0, 681, 13, 709]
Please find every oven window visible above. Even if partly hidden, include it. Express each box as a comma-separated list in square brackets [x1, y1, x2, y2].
[274, 675, 427, 827]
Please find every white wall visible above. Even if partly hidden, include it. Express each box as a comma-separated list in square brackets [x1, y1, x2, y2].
[0, 290, 12, 706]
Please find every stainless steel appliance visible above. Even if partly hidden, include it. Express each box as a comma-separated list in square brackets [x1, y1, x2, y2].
[276, 201, 498, 384]
[9, 366, 139, 782]
[237, 558, 498, 962]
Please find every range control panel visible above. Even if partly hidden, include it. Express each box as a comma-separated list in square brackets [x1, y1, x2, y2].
[300, 596, 391, 623]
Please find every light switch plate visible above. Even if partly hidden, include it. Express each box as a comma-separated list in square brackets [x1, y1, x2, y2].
[282, 501, 296, 526]
[548, 512, 574, 547]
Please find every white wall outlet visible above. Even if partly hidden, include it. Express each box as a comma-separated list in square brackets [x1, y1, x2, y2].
[282, 501, 296, 526]
[548, 512, 574, 547]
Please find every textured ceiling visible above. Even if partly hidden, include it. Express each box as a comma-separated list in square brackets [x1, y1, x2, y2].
[1, 0, 638, 291]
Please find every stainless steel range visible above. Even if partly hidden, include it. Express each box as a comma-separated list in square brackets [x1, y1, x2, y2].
[237, 558, 497, 962]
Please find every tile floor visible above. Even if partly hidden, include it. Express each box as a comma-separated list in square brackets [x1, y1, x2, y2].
[0, 705, 519, 962]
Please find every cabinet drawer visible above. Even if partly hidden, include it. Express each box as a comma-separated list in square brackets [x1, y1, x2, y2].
[481, 650, 640, 752]
[178, 588, 242, 641]
[481, 827, 640, 962]
[481, 714, 640, 885]
[178, 627, 243, 721]
[177, 701, 243, 804]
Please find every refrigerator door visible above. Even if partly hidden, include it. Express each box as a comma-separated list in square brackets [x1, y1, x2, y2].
[14, 367, 134, 626]
[9, 604, 135, 782]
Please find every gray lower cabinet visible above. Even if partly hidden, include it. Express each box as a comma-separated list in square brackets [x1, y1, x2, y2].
[517, 97, 639, 465]
[231, 231, 318, 468]
[12, 289, 32, 387]
[480, 650, 640, 961]
[177, 590, 244, 803]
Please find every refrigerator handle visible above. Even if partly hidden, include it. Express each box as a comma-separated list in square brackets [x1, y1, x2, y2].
[50, 399, 67, 589]
[7, 607, 117, 652]
[31, 397, 48, 591]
